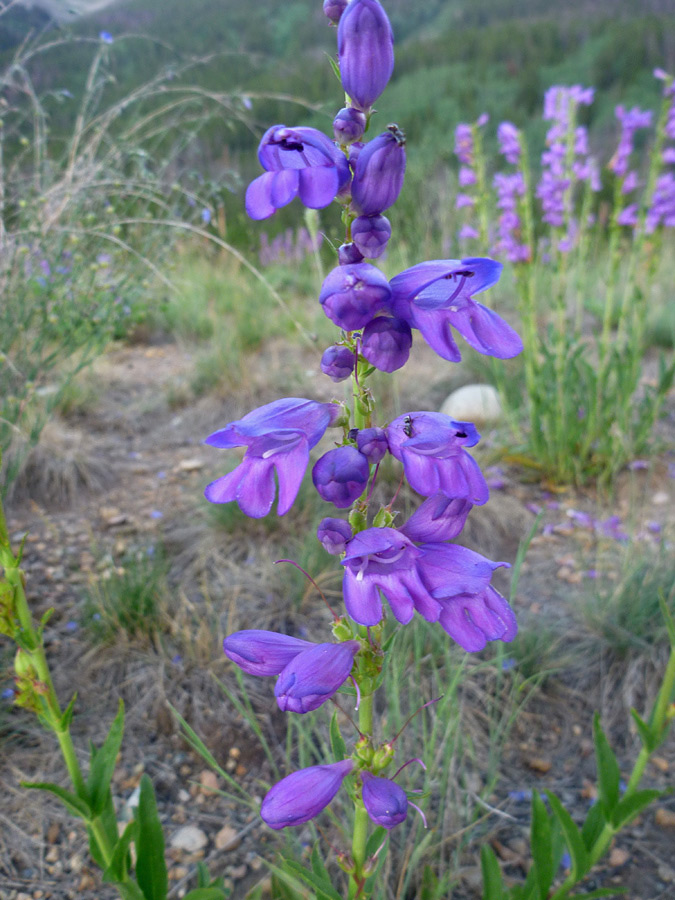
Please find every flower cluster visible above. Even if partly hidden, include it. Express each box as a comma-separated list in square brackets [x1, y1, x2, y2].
[453, 114, 489, 244]
[204, 0, 522, 856]
[647, 71, 675, 231]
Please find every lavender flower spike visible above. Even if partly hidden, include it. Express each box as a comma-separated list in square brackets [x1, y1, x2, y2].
[361, 772, 408, 829]
[261, 760, 354, 829]
[204, 398, 340, 518]
[337, 0, 394, 111]
[390, 257, 522, 361]
[223, 630, 312, 677]
[386, 412, 489, 505]
[351, 126, 407, 216]
[275, 641, 360, 713]
[245, 125, 350, 220]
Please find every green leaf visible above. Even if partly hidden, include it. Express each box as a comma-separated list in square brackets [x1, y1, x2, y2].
[326, 53, 341, 84]
[329, 710, 346, 761]
[659, 594, 675, 648]
[480, 845, 503, 900]
[88, 699, 125, 814]
[21, 781, 91, 819]
[593, 714, 621, 816]
[60, 692, 78, 731]
[611, 789, 663, 830]
[283, 859, 343, 900]
[183, 890, 229, 900]
[135, 774, 168, 900]
[117, 883, 147, 900]
[581, 801, 606, 851]
[530, 791, 553, 900]
[89, 792, 120, 869]
[569, 889, 627, 898]
[311, 842, 331, 884]
[630, 709, 656, 753]
[365, 825, 388, 858]
[545, 791, 588, 880]
[103, 819, 137, 884]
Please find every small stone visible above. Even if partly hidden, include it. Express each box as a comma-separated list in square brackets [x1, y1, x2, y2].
[229, 747, 241, 759]
[33, 891, 44, 899]
[169, 865, 189, 880]
[78, 873, 96, 891]
[179, 458, 204, 472]
[651, 756, 669, 773]
[652, 491, 669, 505]
[215, 825, 241, 851]
[526, 756, 552, 774]
[199, 770, 219, 792]
[45, 846, 59, 863]
[178, 789, 190, 803]
[236, 763, 247, 777]
[658, 865, 675, 882]
[69, 853, 83, 873]
[655, 808, 675, 828]
[230, 864, 247, 880]
[170, 825, 208, 852]
[46, 822, 60, 844]
[581, 780, 597, 800]
[609, 847, 629, 867]
[440, 384, 502, 425]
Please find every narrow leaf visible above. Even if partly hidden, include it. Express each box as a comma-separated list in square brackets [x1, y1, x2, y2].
[659, 594, 675, 648]
[630, 709, 656, 753]
[530, 791, 553, 900]
[103, 819, 137, 884]
[117, 883, 147, 900]
[581, 801, 606, 852]
[88, 699, 125, 814]
[183, 890, 229, 900]
[311, 842, 331, 884]
[545, 791, 588, 880]
[611, 789, 663, 830]
[365, 825, 388, 858]
[329, 710, 346, 761]
[480, 845, 503, 900]
[283, 859, 343, 900]
[60, 692, 78, 731]
[593, 713, 621, 816]
[135, 774, 168, 900]
[21, 781, 91, 819]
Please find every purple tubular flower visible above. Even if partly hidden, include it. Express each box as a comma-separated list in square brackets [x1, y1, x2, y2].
[361, 316, 412, 372]
[362, 772, 408, 828]
[319, 263, 392, 331]
[498, 121, 521, 164]
[338, 242, 365, 265]
[351, 127, 406, 216]
[261, 760, 354, 829]
[386, 412, 489, 505]
[355, 427, 388, 464]
[204, 398, 340, 517]
[321, 344, 357, 382]
[389, 257, 522, 361]
[351, 214, 392, 258]
[400, 493, 473, 542]
[245, 125, 350, 220]
[323, 0, 348, 25]
[274, 641, 360, 713]
[439, 585, 517, 652]
[333, 107, 367, 144]
[312, 446, 371, 508]
[337, 0, 394, 111]
[223, 630, 313, 676]
[317, 517, 353, 555]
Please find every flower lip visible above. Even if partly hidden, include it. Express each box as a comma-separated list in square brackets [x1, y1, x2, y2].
[274, 641, 360, 713]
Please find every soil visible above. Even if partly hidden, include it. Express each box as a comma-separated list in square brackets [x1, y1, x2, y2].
[0, 337, 674, 900]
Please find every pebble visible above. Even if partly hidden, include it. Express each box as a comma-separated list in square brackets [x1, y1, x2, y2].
[655, 808, 675, 828]
[178, 458, 205, 472]
[215, 824, 241, 851]
[199, 770, 219, 792]
[170, 825, 208, 852]
[609, 847, 629, 867]
[440, 384, 502, 424]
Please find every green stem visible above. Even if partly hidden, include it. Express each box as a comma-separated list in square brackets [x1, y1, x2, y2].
[349, 647, 374, 899]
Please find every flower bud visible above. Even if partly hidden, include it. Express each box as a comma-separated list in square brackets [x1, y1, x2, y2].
[352, 214, 391, 258]
[274, 641, 359, 713]
[333, 107, 367, 145]
[338, 242, 364, 265]
[351, 127, 406, 216]
[323, 0, 348, 25]
[361, 772, 408, 829]
[262, 760, 354, 829]
[338, 0, 394, 111]
[320, 344, 356, 382]
[355, 427, 388, 464]
[317, 517, 353, 555]
[361, 316, 412, 373]
[319, 263, 391, 331]
[312, 446, 370, 508]
[223, 630, 312, 676]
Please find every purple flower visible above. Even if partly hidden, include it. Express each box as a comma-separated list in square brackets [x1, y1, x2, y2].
[261, 760, 354, 829]
[341, 527, 505, 627]
[323, 0, 348, 25]
[312, 446, 370, 508]
[351, 214, 391, 259]
[321, 344, 356, 382]
[362, 772, 408, 828]
[454, 124, 474, 165]
[319, 263, 391, 331]
[338, 242, 365, 265]
[385, 412, 489, 505]
[337, 0, 394, 112]
[498, 121, 521, 165]
[274, 641, 360, 713]
[351, 127, 406, 216]
[389, 258, 522, 361]
[400, 493, 473, 543]
[223, 630, 313, 676]
[438, 585, 517, 652]
[333, 107, 366, 144]
[317, 517, 353, 555]
[204, 398, 340, 517]
[99, 31, 113, 43]
[355, 427, 389, 464]
[361, 316, 412, 372]
[245, 126, 350, 220]
[609, 106, 653, 178]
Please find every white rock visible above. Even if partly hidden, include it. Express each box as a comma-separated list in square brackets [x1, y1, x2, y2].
[440, 384, 502, 424]
[170, 825, 208, 852]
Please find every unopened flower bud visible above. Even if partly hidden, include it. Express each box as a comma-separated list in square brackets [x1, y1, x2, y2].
[351, 127, 406, 216]
[361, 772, 408, 828]
[338, 242, 364, 265]
[355, 427, 388, 464]
[371, 742, 395, 771]
[352, 214, 391, 258]
[318, 517, 353, 555]
[313, 446, 370, 508]
[338, 0, 394, 111]
[323, 0, 348, 25]
[333, 107, 367, 145]
[262, 760, 353, 829]
[321, 344, 356, 382]
[332, 616, 355, 642]
[361, 316, 412, 372]
[319, 263, 391, 331]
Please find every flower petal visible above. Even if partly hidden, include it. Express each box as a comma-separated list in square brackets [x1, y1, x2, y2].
[299, 166, 340, 208]
[447, 301, 524, 359]
[245, 171, 277, 220]
[274, 438, 310, 516]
